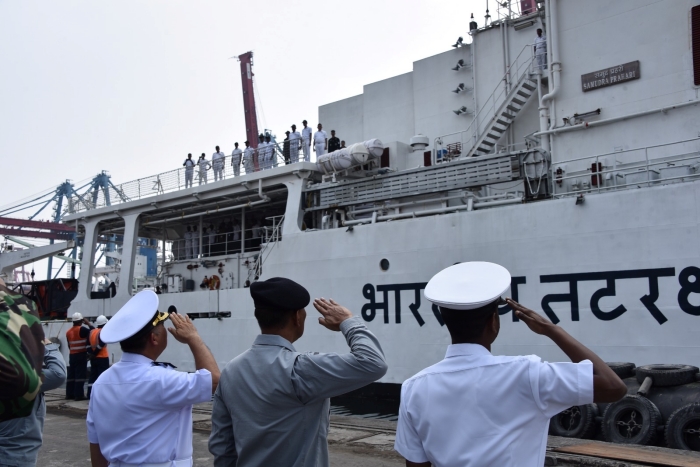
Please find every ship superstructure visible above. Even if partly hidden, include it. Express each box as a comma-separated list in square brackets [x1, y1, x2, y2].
[22, 0, 700, 387]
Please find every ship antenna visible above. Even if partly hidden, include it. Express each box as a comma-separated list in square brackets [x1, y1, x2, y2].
[485, 0, 491, 25]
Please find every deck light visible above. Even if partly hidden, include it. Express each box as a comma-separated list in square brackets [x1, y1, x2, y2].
[451, 59, 466, 71]
[452, 37, 464, 48]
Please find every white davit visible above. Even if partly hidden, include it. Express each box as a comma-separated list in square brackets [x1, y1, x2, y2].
[316, 138, 384, 174]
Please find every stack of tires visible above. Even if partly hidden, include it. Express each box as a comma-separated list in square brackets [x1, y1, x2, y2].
[549, 362, 700, 451]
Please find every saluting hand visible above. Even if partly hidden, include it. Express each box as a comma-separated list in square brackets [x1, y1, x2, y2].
[506, 298, 555, 336]
[313, 298, 353, 332]
[167, 312, 202, 345]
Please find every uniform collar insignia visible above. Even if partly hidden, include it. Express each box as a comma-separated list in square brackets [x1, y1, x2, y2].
[151, 361, 177, 369]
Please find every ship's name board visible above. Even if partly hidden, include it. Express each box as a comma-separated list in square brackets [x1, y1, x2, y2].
[581, 61, 640, 92]
[361, 266, 700, 327]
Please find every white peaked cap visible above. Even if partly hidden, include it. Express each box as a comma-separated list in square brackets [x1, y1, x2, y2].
[100, 290, 159, 344]
[424, 262, 511, 310]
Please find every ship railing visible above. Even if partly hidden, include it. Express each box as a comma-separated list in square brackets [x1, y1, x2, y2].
[166, 221, 282, 262]
[68, 150, 305, 213]
[552, 137, 700, 197]
[432, 44, 537, 165]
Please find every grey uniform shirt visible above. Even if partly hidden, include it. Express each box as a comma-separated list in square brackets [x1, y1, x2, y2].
[209, 317, 387, 467]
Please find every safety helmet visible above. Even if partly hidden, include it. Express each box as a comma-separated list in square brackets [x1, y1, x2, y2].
[71, 312, 83, 321]
[95, 315, 108, 326]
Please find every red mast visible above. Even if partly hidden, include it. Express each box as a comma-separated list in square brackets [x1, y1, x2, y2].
[238, 52, 259, 150]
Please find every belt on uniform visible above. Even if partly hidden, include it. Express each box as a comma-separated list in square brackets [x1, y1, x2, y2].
[110, 458, 192, 467]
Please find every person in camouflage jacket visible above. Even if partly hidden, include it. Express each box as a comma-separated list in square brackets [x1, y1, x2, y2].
[0, 279, 45, 422]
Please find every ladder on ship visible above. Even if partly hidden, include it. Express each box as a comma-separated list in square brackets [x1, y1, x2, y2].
[468, 71, 538, 157]
[435, 45, 539, 161]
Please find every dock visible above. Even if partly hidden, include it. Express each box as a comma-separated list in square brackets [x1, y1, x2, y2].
[43, 390, 700, 466]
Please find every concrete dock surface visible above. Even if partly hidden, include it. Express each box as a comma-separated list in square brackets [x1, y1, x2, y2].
[41, 390, 700, 466]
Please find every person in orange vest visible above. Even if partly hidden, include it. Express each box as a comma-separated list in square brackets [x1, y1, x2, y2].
[87, 315, 109, 399]
[65, 312, 92, 400]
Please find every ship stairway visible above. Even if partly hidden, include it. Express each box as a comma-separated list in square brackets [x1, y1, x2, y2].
[468, 72, 538, 157]
[434, 45, 538, 162]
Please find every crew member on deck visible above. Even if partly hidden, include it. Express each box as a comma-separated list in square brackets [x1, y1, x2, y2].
[283, 131, 291, 164]
[394, 262, 627, 467]
[535, 28, 547, 71]
[301, 120, 312, 162]
[184, 225, 193, 260]
[243, 141, 255, 174]
[87, 315, 109, 399]
[87, 291, 220, 467]
[212, 146, 225, 181]
[313, 123, 327, 157]
[65, 312, 92, 401]
[328, 130, 340, 153]
[264, 134, 274, 169]
[289, 124, 301, 163]
[192, 225, 200, 258]
[198, 153, 211, 185]
[183, 154, 195, 189]
[231, 143, 242, 177]
[208, 278, 387, 466]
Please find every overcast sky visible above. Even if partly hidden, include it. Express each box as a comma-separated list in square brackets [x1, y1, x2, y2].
[0, 0, 493, 218]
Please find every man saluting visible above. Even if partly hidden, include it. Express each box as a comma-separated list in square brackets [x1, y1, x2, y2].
[87, 290, 220, 467]
[209, 277, 388, 466]
[394, 262, 626, 467]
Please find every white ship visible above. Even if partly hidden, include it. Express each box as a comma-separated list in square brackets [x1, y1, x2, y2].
[12, 0, 700, 387]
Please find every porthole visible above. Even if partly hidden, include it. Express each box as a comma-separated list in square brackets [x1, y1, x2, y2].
[380, 259, 390, 271]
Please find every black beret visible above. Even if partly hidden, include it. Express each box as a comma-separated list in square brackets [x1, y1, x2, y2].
[250, 277, 310, 312]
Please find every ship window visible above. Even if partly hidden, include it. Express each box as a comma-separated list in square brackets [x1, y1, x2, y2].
[380, 258, 390, 271]
[693, 6, 700, 86]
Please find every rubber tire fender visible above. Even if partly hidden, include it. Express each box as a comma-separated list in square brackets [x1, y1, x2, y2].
[665, 403, 700, 451]
[549, 404, 599, 439]
[635, 364, 699, 387]
[601, 395, 662, 445]
[606, 362, 636, 380]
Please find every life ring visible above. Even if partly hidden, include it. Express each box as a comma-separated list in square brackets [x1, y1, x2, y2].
[209, 275, 221, 290]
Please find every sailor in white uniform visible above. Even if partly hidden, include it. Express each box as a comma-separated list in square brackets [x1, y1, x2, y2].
[289, 124, 301, 163]
[313, 123, 328, 157]
[242, 141, 255, 174]
[231, 142, 242, 177]
[301, 120, 312, 162]
[535, 28, 547, 71]
[184, 226, 193, 260]
[264, 135, 275, 169]
[198, 153, 211, 185]
[191, 225, 200, 258]
[182, 154, 195, 189]
[394, 262, 627, 467]
[87, 291, 220, 467]
[212, 146, 225, 181]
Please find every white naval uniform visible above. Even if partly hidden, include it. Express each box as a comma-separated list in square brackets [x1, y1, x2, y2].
[301, 126, 312, 161]
[395, 344, 593, 467]
[289, 131, 301, 163]
[87, 353, 212, 467]
[535, 34, 547, 71]
[198, 158, 210, 185]
[184, 231, 193, 259]
[191, 230, 200, 258]
[183, 159, 195, 188]
[243, 147, 255, 174]
[265, 142, 275, 169]
[313, 130, 328, 157]
[231, 148, 242, 177]
[212, 151, 225, 181]
[208, 228, 216, 255]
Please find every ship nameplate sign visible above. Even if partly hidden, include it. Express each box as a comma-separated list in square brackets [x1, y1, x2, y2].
[581, 61, 640, 92]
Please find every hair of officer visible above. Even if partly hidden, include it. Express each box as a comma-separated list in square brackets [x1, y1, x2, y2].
[254, 307, 296, 330]
[119, 312, 159, 353]
[439, 300, 499, 343]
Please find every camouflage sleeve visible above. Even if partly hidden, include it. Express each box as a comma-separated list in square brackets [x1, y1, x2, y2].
[0, 285, 45, 422]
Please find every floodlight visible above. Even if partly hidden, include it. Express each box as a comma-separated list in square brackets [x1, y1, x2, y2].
[452, 83, 466, 93]
[452, 37, 464, 48]
[451, 59, 466, 71]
